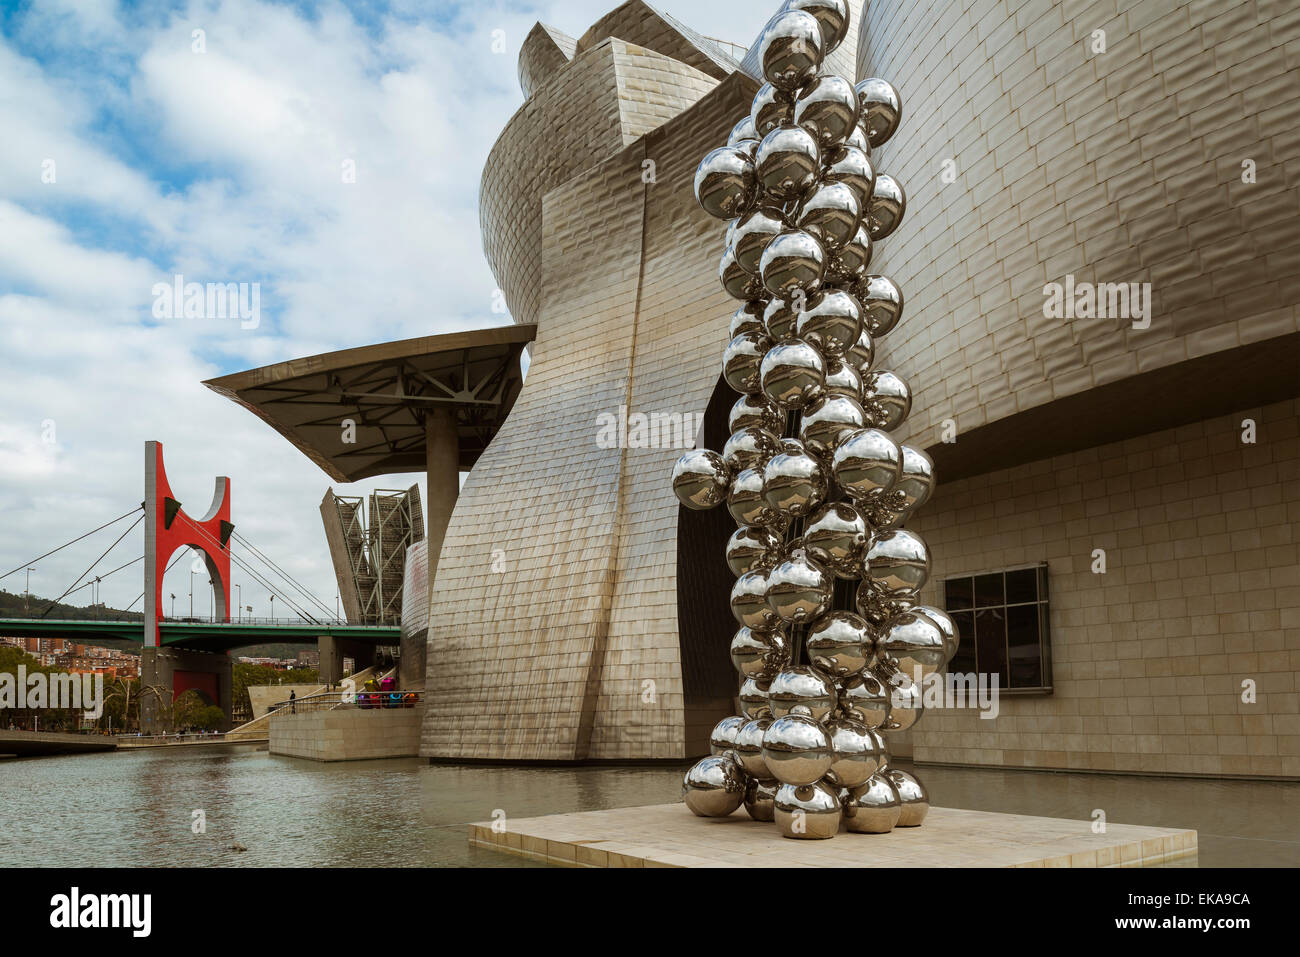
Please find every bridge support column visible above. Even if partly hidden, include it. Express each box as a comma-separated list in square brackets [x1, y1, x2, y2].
[140, 647, 233, 733]
[407, 407, 459, 691]
[318, 636, 376, 687]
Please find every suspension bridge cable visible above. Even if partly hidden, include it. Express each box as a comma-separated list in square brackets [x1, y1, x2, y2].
[230, 530, 336, 619]
[174, 514, 322, 624]
[59, 555, 143, 600]
[39, 514, 144, 618]
[0, 506, 142, 583]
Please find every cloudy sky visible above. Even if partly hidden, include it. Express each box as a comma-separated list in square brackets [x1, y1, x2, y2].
[0, 0, 771, 622]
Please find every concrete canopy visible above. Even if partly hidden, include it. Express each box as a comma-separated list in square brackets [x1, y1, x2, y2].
[203, 324, 536, 483]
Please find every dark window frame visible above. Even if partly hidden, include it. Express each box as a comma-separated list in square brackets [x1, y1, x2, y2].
[942, 562, 1054, 696]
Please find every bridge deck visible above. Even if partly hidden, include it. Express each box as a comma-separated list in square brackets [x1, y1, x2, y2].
[0, 618, 400, 649]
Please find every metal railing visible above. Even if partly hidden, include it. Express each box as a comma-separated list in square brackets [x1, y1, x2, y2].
[270, 690, 422, 714]
[701, 35, 748, 61]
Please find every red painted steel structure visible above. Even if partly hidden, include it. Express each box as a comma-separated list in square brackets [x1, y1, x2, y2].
[142, 441, 232, 648]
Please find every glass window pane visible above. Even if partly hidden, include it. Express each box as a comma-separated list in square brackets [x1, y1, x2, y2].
[975, 608, 1007, 686]
[974, 573, 1004, 607]
[945, 577, 973, 611]
[1007, 604, 1042, 688]
[1005, 567, 1038, 605]
[949, 611, 976, 675]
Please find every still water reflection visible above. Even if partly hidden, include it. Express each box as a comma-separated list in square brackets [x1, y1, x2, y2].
[1, 747, 1295, 866]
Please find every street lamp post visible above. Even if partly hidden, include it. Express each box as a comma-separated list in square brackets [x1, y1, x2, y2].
[236, 585, 242, 622]
[269, 595, 276, 620]
[208, 580, 214, 620]
[25, 568, 34, 615]
[93, 577, 101, 619]
[170, 593, 176, 618]
[189, 569, 194, 618]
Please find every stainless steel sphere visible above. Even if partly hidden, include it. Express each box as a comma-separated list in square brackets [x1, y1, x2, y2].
[767, 665, 837, 720]
[710, 715, 747, 755]
[877, 665, 923, 732]
[720, 244, 762, 301]
[822, 358, 863, 400]
[866, 172, 906, 240]
[799, 393, 866, 461]
[862, 369, 912, 430]
[762, 296, 800, 343]
[751, 82, 795, 138]
[728, 393, 783, 434]
[727, 114, 759, 146]
[881, 610, 947, 678]
[864, 528, 930, 600]
[788, 0, 850, 52]
[826, 223, 872, 285]
[762, 445, 828, 517]
[801, 501, 868, 577]
[694, 145, 756, 220]
[729, 625, 792, 681]
[914, 604, 960, 663]
[672, 449, 730, 510]
[729, 300, 768, 339]
[755, 126, 822, 203]
[766, 554, 833, 624]
[855, 77, 902, 148]
[805, 610, 872, 677]
[855, 275, 904, 337]
[893, 444, 936, 512]
[825, 715, 883, 788]
[722, 425, 778, 472]
[831, 427, 902, 502]
[844, 773, 902, 833]
[760, 339, 826, 410]
[845, 124, 871, 155]
[795, 289, 862, 359]
[759, 228, 826, 300]
[762, 712, 833, 786]
[738, 676, 772, 719]
[839, 669, 891, 729]
[795, 181, 862, 251]
[774, 781, 841, 839]
[732, 207, 788, 276]
[758, 10, 824, 91]
[734, 717, 774, 780]
[726, 524, 783, 575]
[727, 467, 785, 528]
[722, 331, 770, 394]
[744, 778, 778, 821]
[844, 328, 875, 374]
[823, 145, 875, 207]
[682, 752, 746, 817]
[730, 568, 778, 630]
[794, 73, 860, 149]
[886, 768, 929, 826]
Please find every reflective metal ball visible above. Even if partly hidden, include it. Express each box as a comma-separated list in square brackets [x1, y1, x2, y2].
[739, 676, 772, 719]
[727, 115, 759, 146]
[722, 331, 770, 394]
[758, 10, 825, 91]
[682, 752, 746, 817]
[729, 300, 768, 339]
[839, 669, 891, 729]
[794, 73, 860, 149]
[774, 781, 841, 839]
[751, 82, 795, 138]
[823, 145, 875, 207]
[694, 145, 756, 220]
[731, 206, 788, 275]
[864, 528, 931, 601]
[722, 425, 778, 472]
[867, 172, 906, 240]
[826, 223, 872, 285]
[760, 339, 826, 410]
[731, 568, 778, 630]
[914, 604, 960, 663]
[795, 182, 862, 251]
[726, 524, 783, 576]
[844, 328, 875, 374]
[720, 243, 762, 301]
[881, 610, 947, 678]
[755, 126, 822, 203]
[799, 392, 866, 462]
[671, 449, 730, 510]
[762, 446, 828, 517]
[801, 501, 868, 577]
[759, 228, 826, 300]
[855, 77, 903, 148]
[728, 394, 783, 434]
[767, 665, 837, 720]
[825, 715, 883, 788]
[795, 289, 862, 359]
[862, 369, 912, 431]
[734, 717, 774, 780]
[762, 711, 833, 786]
[877, 665, 923, 732]
[729, 625, 792, 681]
[744, 778, 779, 821]
[788, 0, 850, 52]
[710, 715, 747, 755]
[763, 296, 800, 343]
[727, 467, 785, 528]
[886, 768, 929, 826]
[805, 610, 872, 677]
[767, 555, 833, 624]
[855, 275, 904, 337]
[831, 427, 902, 502]
[822, 358, 863, 400]
[843, 773, 902, 832]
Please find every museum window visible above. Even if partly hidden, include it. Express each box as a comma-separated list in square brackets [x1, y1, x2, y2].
[942, 563, 1053, 694]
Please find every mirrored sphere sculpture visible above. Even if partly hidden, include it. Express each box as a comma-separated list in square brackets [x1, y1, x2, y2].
[762, 712, 833, 785]
[744, 778, 779, 821]
[710, 715, 748, 755]
[694, 145, 756, 219]
[774, 781, 841, 839]
[887, 768, 930, 826]
[683, 752, 747, 817]
[767, 665, 837, 720]
[855, 77, 902, 148]
[759, 10, 825, 91]
[844, 773, 902, 833]
[672, 449, 729, 510]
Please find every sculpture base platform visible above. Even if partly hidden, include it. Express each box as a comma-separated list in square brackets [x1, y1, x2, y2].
[469, 803, 1197, 868]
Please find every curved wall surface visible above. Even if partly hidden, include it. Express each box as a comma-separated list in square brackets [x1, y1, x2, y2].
[856, 0, 1300, 464]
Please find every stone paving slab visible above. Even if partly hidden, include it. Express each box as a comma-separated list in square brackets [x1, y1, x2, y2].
[469, 802, 1198, 868]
